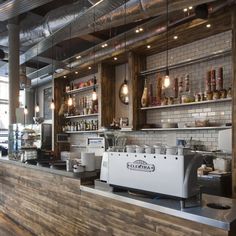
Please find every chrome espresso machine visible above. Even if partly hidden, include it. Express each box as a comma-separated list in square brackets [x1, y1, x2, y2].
[101, 151, 202, 207]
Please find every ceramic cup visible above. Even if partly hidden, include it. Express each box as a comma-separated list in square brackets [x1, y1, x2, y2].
[145, 145, 155, 154]
[154, 145, 162, 154]
[136, 146, 145, 153]
[166, 146, 177, 155]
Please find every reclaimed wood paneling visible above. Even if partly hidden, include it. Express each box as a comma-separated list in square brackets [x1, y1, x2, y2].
[98, 63, 116, 128]
[0, 212, 34, 236]
[128, 52, 146, 130]
[0, 162, 81, 236]
[0, 162, 233, 236]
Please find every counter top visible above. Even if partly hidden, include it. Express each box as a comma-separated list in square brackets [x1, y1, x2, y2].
[0, 157, 97, 179]
[81, 185, 236, 231]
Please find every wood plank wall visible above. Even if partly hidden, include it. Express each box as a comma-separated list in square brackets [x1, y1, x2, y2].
[0, 162, 233, 236]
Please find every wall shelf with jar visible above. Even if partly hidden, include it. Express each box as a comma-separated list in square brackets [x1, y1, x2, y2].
[140, 98, 232, 111]
[140, 126, 231, 132]
[65, 113, 98, 119]
[66, 85, 98, 95]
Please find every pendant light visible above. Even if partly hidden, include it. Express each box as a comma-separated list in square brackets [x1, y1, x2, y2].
[50, 37, 55, 110]
[121, 0, 129, 95]
[35, 45, 40, 114]
[92, 6, 97, 101]
[67, 23, 74, 105]
[163, 0, 170, 88]
[24, 105, 28, 115]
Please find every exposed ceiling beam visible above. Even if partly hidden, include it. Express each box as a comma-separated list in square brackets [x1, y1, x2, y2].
[0, 0, 54, 22]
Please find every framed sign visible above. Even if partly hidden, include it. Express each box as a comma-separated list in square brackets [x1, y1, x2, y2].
[43, 87, 52, 120]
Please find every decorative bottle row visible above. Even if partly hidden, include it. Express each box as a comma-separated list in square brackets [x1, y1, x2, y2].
[62, 120, 98, 132]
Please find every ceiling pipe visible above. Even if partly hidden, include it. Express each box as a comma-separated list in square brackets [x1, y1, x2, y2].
[0, 1, 92, 47]
[0, 0, 217, 50]
[30, 0, 232, 85]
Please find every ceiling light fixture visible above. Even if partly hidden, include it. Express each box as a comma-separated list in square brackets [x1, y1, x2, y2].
[114, 57, 118, 61]
[147, 45, 151, 49]
[206, 23, 211, 28]
[163, 0, 170, 88]
[183, 8, 188, 12]
[88, 66, 92, 70]
[35, 45, 40, 114]
[173, 35, 178, 40]
[75, 71, 78, 74]
[92, 6, 97, 101]
[121, 0, 129, 101]
[189, 6, 193, 10]
[76, 55, 81, 59]
[50, 37, 55, 110]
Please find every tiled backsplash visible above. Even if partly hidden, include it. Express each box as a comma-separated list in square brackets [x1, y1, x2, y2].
[70, 31, 232, 152]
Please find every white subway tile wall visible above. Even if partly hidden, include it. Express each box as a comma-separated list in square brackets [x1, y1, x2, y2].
[70, 31, 232, 152]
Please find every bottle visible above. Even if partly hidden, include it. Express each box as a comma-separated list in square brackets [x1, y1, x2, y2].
[217, 67, 223, 91]
[148, 83, 153, 106]
[211, 69, 216, 91]
[206, 70, 211, 92]
[185, 74, 190, 92]
[141, 79, 148, 107]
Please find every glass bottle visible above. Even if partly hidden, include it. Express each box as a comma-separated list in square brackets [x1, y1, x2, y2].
[141, 79, 148, 107]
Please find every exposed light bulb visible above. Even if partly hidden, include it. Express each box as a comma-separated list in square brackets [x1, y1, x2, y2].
[24, 106, 28, 115]
[122, 79, 129, 95]
[50, 99, 55, 110]
[68, 97, 73, 106]
[163, 75, 170, 88]
[35, 103, 40, 113]
[92, 90, 97, 101]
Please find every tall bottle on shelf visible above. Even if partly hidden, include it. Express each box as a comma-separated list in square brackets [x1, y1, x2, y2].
[141, 79, 149, 107]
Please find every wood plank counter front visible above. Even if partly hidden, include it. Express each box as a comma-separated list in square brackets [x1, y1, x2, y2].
[0, 160, 236, 236]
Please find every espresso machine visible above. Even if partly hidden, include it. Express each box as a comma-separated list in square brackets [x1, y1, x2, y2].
[102, 151, 202, 206]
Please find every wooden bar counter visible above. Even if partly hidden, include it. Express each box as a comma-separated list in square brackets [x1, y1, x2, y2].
[0, 159, 236, 236]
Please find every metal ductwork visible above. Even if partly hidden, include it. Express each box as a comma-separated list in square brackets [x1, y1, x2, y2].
[29, 0, 232, 85]
[0, 1, 92, 47]
[0, 0, 217, 49]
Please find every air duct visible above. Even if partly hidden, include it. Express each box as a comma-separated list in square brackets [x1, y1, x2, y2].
[0, 0, 217, 48]
[0, 1, 91, 47]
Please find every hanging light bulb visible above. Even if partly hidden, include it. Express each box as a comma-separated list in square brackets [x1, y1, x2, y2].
[35, 103, 40, 113]
[24, 106, 28, 115]
[50, 99, 55, 110]
[92, 76, 97, 101]
[122, 78, 129, 95]
[163, 68, 170, 88]
[163, 0, 170, 89]
[68, 96, 73, 106]
[92, 87, 97, 101]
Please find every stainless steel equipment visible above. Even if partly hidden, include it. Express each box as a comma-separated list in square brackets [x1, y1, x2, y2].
[86, 137, 106, 170]
[107, 152, 202, 199]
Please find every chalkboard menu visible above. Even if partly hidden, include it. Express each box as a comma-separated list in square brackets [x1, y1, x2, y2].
[43, 87, 52, 120]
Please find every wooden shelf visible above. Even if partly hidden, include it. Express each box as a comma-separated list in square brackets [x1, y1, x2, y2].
[65, 130, 101, 134]
[65, 113, 98, 119]
[140, 49, 231, 77]
[66, 85, 98, 95]
[140, 126, 231, 131]
[140, 98, 232, 110]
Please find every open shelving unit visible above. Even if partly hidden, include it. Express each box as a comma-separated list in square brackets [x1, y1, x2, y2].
[66, 85, 98, 95]
[140, 126, 231, 132]
[140, 98, 232, 110]
[65, 113, 99, 119]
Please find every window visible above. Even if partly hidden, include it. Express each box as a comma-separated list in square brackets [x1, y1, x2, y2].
[0, 104, 8, 130]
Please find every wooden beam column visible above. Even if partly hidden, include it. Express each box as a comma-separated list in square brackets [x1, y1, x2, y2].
[128, 52, 146, 130]
[98, 63, 115, 128]
[232, 6, 236, 197]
